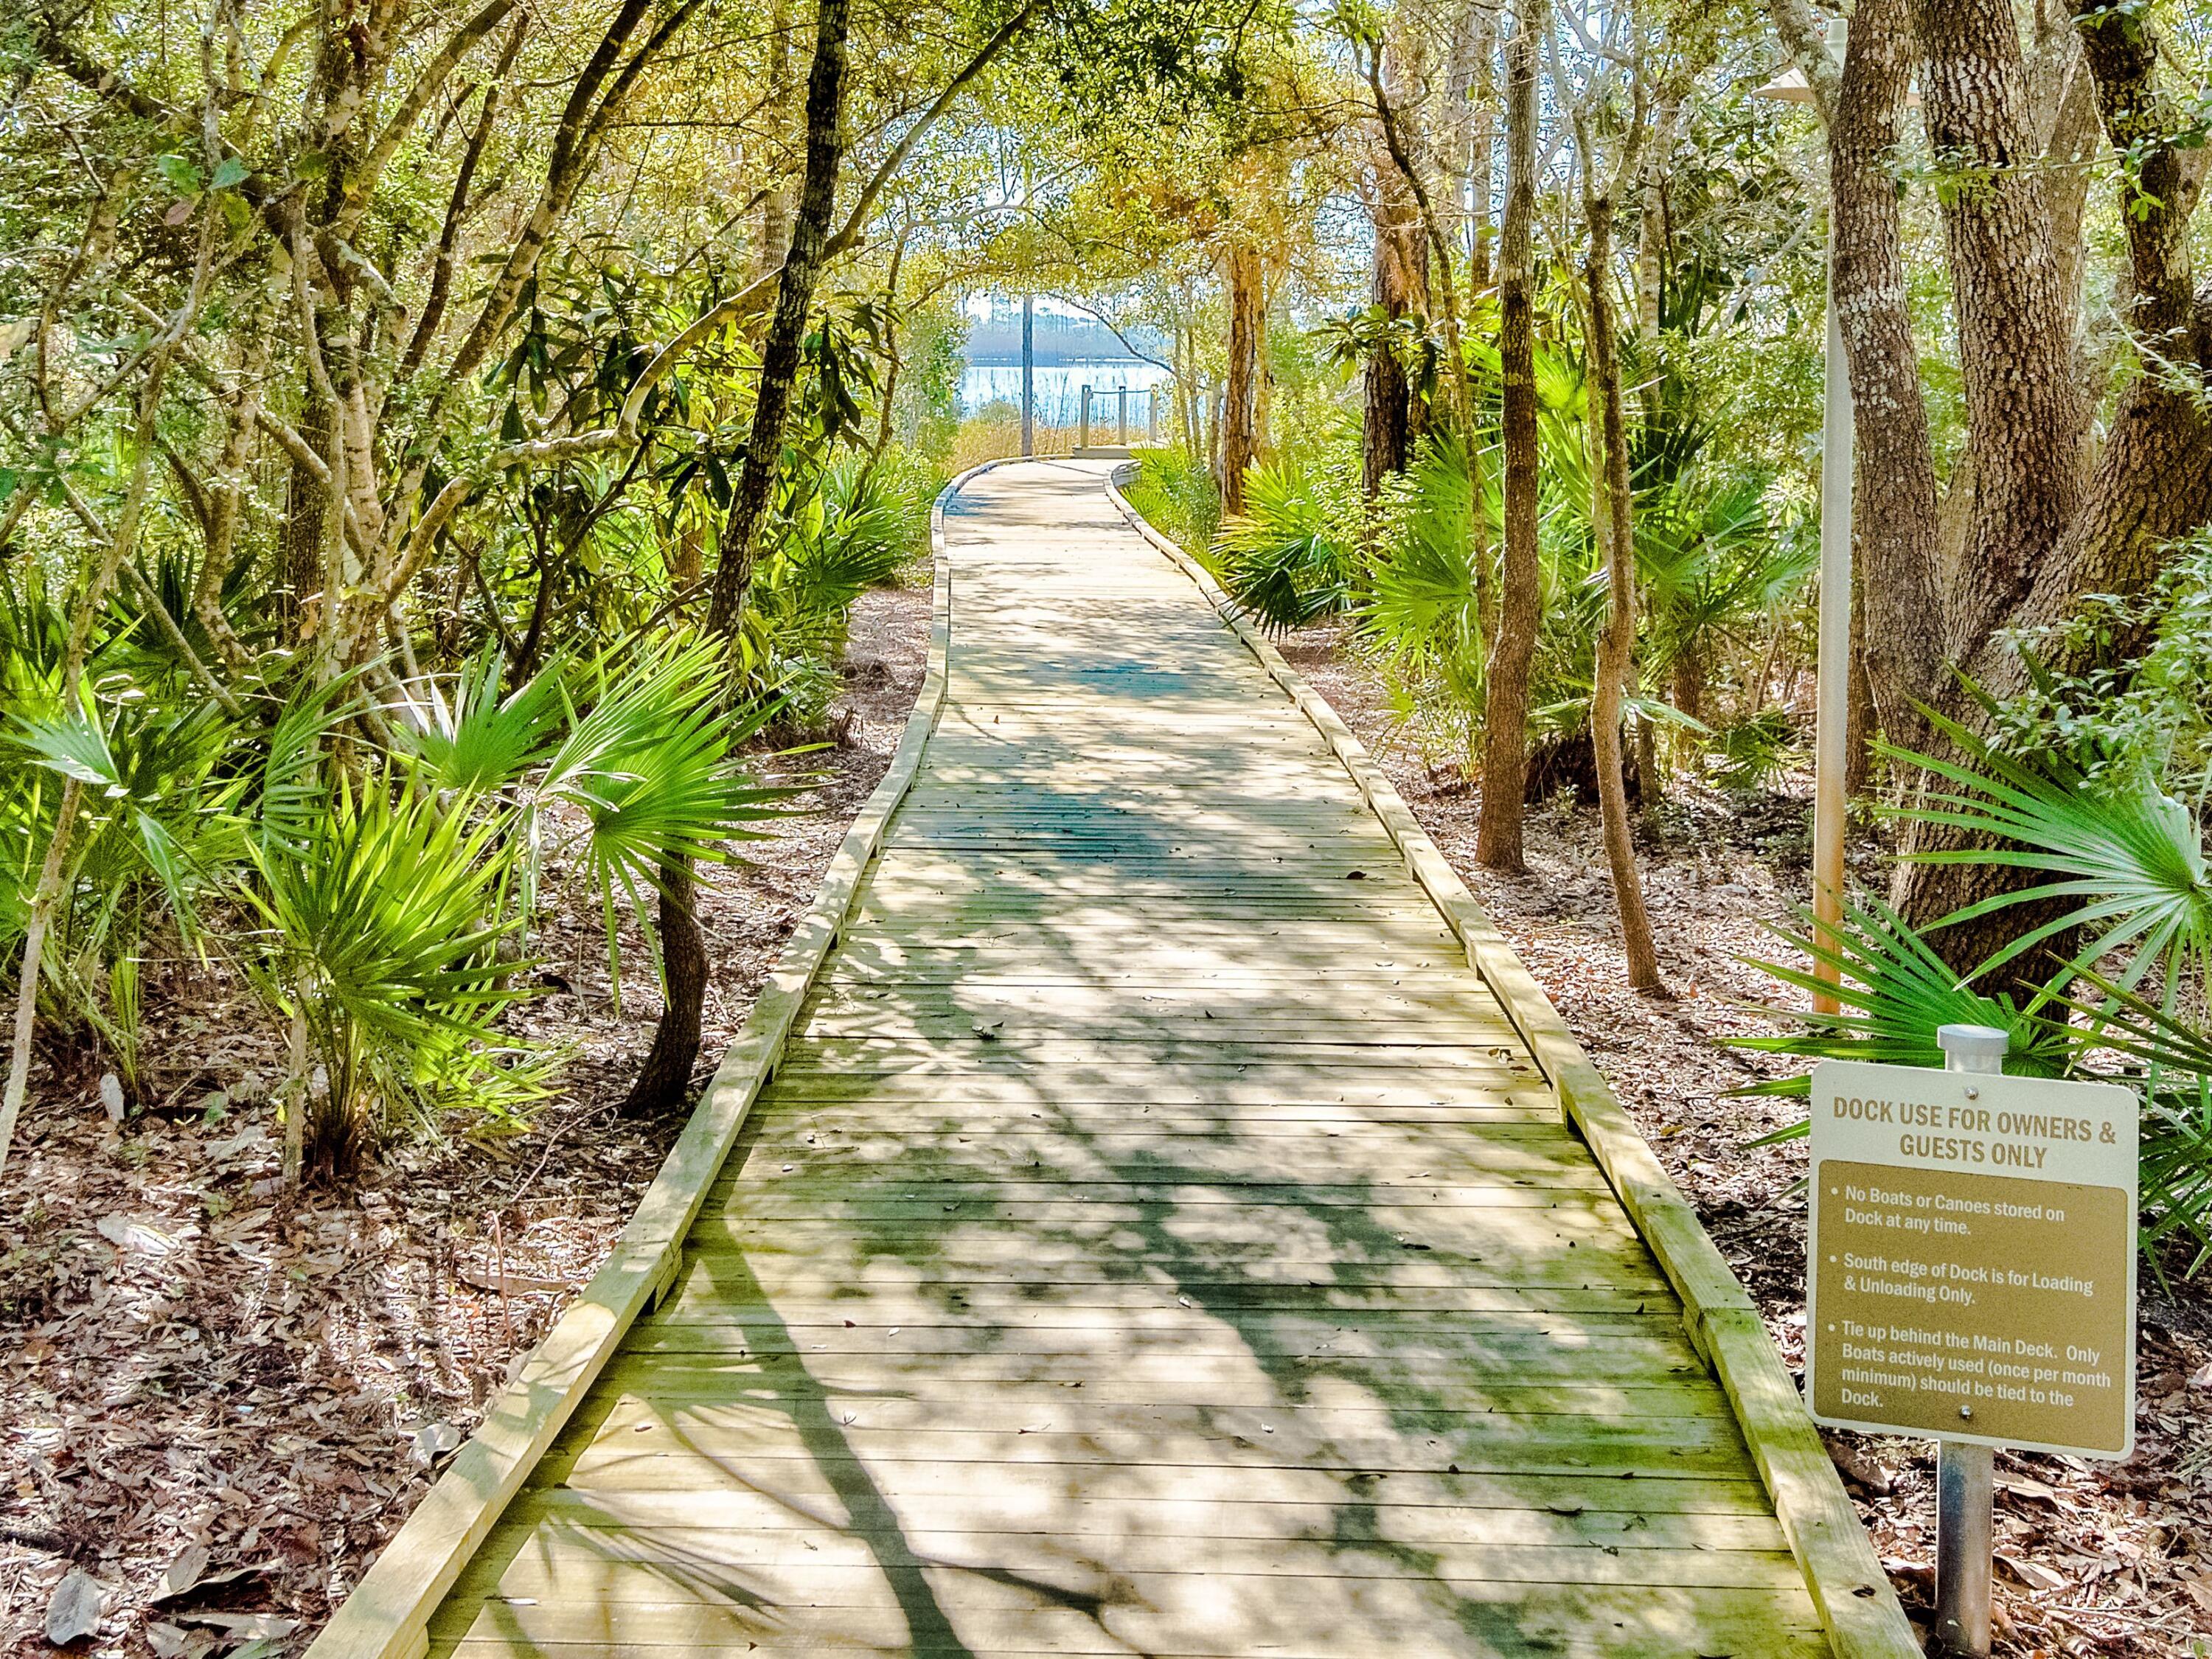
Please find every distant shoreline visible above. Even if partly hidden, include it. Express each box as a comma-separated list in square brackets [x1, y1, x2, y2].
[963, 357, 1164, 369]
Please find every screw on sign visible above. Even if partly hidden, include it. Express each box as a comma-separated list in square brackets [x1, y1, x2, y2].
[1807, 1026, 2138, 1659]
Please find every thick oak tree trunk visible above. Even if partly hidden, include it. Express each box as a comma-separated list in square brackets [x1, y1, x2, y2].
[1767, 0, 2211, 979]
[1829, 0, 1943, 759]
[1907, 0, 2081, 661]
[1896, 0, 2212, 968]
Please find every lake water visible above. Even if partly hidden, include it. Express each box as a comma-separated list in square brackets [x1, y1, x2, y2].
[961, 362, 1175, 427]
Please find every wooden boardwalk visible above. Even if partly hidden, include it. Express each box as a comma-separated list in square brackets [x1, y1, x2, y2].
[421, 461, 1863, 1658]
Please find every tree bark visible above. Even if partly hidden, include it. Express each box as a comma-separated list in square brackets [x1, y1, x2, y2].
[1585, 192, 1665, 996]
[1907, 0, 2081, 659]
[1362, 174, 1427, 496]
[1829, 0, 1944, 757]
[1222, 239, 1265, 515]
[1895, 0, 2212, 963]
[622, 863, 709, 1116]
[1634, 93, 1679, 340]
[757, 0, 796, 285]
[1365, 45, 1473, 442]
[703, 0, 852, 638]
[640, 0, 847, 1116]
[1455, 1, 1498, 293]
[1475, 9, 1541, 873]
[282, 389, 332, 627]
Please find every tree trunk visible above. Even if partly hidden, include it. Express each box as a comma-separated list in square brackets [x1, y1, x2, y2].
[1362, 174, 1427, 496]
[653, 0, 848, 1116]
[1829, 0, 1943, 759]
[1893, 0, 2212, 969]
[756, 0, 796, 284]
[704, 0, 852, 638]
[1585, 192, 1666, 997]
[1455, 1, 1498, 293]
[283, 389, 332, 628]
[1907, 0, 2081, 660]
[1635, 93, 1679, 339]
[623, 863, 709, 1116]
[1222, 239, 1265, 515]
[1475, 10, 1540, 873]
[1672, 650, 1704, 727]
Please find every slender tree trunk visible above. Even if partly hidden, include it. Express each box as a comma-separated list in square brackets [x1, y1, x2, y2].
[1585, 192, 1665, 997]
[1366, 42, 1473, 439]
[622, 863, 709, 1116]
[1222, 239, 1265, 515]
[2, 329, 187, 1177]
[1455, 1, 1498, 294]
[756, 0, 796, 284]
[1475, 9, 1540, 872]
[283, 390, 332, 626]
[647, 0, 849, 1116]
[1634, 94, 1679, 340]
[0, 781, 83, 1182]
[704, 0, 852, 638]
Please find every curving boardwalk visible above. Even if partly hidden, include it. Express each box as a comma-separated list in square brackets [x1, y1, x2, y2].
[425, 461, 1840, 1658]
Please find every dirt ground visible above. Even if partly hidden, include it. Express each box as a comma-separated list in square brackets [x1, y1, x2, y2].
[9, 571, 2208, 1659]
[1283, 619, 2212, 1659]
[0, 581, 931, 1658]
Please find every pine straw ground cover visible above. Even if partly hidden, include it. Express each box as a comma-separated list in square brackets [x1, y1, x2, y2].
[1285, 621, 2212, 1659]
[0, 585, 931, 1658]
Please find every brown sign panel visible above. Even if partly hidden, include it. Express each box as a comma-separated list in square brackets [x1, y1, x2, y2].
[1808, 1061, 2138, 1459]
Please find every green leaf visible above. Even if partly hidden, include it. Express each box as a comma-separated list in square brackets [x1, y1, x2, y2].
[210, 155, 250, 192]
[154, 153, 204, 195]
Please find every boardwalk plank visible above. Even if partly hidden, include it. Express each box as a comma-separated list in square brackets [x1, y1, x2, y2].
[413, 459, 1841, 1659]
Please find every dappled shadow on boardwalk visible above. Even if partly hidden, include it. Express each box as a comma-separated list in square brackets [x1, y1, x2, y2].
[423, 460, 1827, 1659]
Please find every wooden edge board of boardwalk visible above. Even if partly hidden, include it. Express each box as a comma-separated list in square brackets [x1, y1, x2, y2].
[307, 458, 1913, 1659]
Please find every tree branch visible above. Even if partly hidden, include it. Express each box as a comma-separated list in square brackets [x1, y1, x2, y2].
[819, 0, 1042, 262]
[360, 0, 518, 202]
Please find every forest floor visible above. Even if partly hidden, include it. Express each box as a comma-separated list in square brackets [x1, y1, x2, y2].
[0, 580, 933, 1659]
[1285, 619, 2212, 1659]
[9, 569, 2207, 1659]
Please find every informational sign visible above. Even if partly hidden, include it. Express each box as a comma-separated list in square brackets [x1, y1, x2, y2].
[1806, 1058, 2138, 1458]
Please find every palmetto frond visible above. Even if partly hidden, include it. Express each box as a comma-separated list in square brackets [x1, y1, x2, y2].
[406, 647, 571, 796]
[535, 634, 782, 1001]
[1211, 462, 1352, 632]
[1882, 705, 2212, 995]
[1731, 896, 2073, 1122]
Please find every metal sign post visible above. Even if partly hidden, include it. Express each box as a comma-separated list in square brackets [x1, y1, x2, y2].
[1806, 1037, 2138, 1659]
[1932, 1026, 2003, 1658]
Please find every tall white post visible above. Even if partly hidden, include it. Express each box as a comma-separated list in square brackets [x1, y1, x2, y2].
[1810, 15, 1854, 1014]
